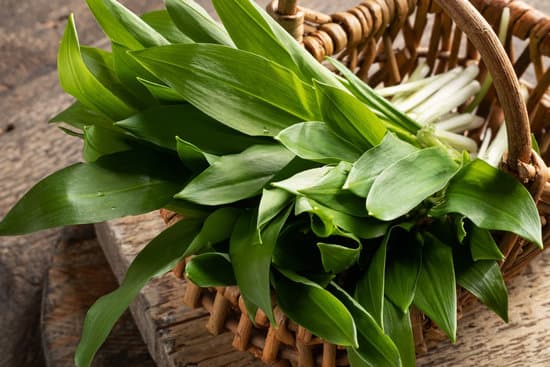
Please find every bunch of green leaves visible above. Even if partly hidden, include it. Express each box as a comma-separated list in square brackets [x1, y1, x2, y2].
[0, 1, 542, 367]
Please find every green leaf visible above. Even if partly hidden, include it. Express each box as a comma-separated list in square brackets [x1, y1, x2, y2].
[186, 253, 236, 287]
[469, 225, 504, 261]
[300, 162, 368, 217]
[74, 218, 202, 367]
[111, 43, 159, 106]
[50, 101, 112, 130]
[212, 0, 341, 86]
[317, 242, 360, 274]
[430, 159, 542, 247]
[231, 208, 291, 324]
[327, 57, 420, 134]
[367, 147, 460, 221]
[166, 0, 233, 46]
[175, 145, 294, 205]
[185, 207, 242, 255]
[355, 235, 388, 327]
[58, 15, 135, 121]
[137, 78, 185, 102]
[141, 10, 193, 44]
[315, 81, 386, 150]
[85, 0, 168, 49]
[413, 233, 457, 342]
[384, 231, 422, 313]
[0, 150, 188, 235]
[131, 43, 320, 136]
[345, 133, 417, 197]
[330, 283, 402, 367]
[271, 166, 332, 195]
[175, 137, 210, 172]
[276, 121, 362, 163]
[115, 104, 267, 154]
[274, 274, 358, 347]
[456, 259, 508, 322]
[82, 125, 132, 162]
[257, 188, 293, 232]
[383, 298, 415, 367]
[80, 46, 142, 108]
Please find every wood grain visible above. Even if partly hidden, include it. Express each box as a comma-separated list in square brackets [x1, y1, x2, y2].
[41, 225, 155, 367]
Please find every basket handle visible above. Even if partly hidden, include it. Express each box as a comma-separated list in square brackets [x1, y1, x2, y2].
[274, 0, 532, 171]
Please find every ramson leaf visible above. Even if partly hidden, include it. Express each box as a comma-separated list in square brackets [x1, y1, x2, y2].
[469, 225, 504, 261]
[0, 150, 188, 235]
[166, 0, 233, 46]
[383, 298, 415, 367]
[131, 44, 320, 136]
[141, 10, 193, 44]
[186, 253, 236, 287]
[175, 145, 295, 205]
[430, 159, 542, 247]
[75, 218, 202, 367]
[58, 15, 134, 121]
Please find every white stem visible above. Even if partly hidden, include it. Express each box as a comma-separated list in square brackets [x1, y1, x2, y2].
[408, 61, 430, 82]
[376, 74, 444, 97]
[477, 128, 492, 159]
[434, 130, 479, 153]
[414, 80, 481, 125]
[485, 122, 508, 167]
[393, 67, 463, 112]
[413, 65, 479, 116]
[435, 113, 485, 133]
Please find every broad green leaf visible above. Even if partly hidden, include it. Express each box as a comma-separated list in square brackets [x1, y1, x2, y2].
[317, 242, 360, 274]
[347, 348, 370, 367]
[367, 147, 459, 221]
[430, 159, 542, 247]
[176, 145, 294, 205]
[330, 283, 402, 367]
[82, 125, 132, 162]
[355, 235, 388, 326]
[137, 78, 185, 102]
[383, 298, 415, 367]
[274, 274, 358, 347]
[345, 133, 417, 197]
[115, 104, 267, 154]
[112, 43, 158, 105]
[75, 218, 202, 367]
[327, 58, 420, 134]
[276, 122, 362, 163]
[186, 253, 236, 287]
[302, 199, 389, 240]
[85, 0, 168, 49]
[231, 208, 291, 324]
[413, 233, 457, 342]
[175, 137, 210, 172]
[212, 0, 341, 86]
[385, 231, 422, 313]
[0, 150, 187, 235]
[80, 46, 142, 108]
[257, 188, 293, 231]
[50, 101, 111, 130]
[271, 166, 332, 195]
[131, 44, 320, 136]
[58, 15, 134, 121]
[185, 207, 242, 255]
[300, 162, 369, 217]
[166, 0, 233, 46]
[141, 10, 193, 44]
[469, 225, 504, 261]
[457, 260, 508, 321]
[315, 81, 386, 150]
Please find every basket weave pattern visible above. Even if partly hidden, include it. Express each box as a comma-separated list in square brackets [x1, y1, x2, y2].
[163, 0, 550, 365]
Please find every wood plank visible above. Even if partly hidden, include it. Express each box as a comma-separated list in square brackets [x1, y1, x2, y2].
[41, 225, 155, 367]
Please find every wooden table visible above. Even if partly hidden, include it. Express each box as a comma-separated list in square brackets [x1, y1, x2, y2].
[1, 0, 549, 366]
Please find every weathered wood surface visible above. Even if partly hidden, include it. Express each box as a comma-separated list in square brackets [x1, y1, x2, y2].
[0, 0, 549, 366]
[41, 225, 155, 367]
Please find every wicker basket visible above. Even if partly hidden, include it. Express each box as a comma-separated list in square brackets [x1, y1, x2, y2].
[162, 0, 550, 365]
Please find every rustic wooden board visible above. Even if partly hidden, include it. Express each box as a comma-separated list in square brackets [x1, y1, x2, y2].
[41, 225, 155, 367]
